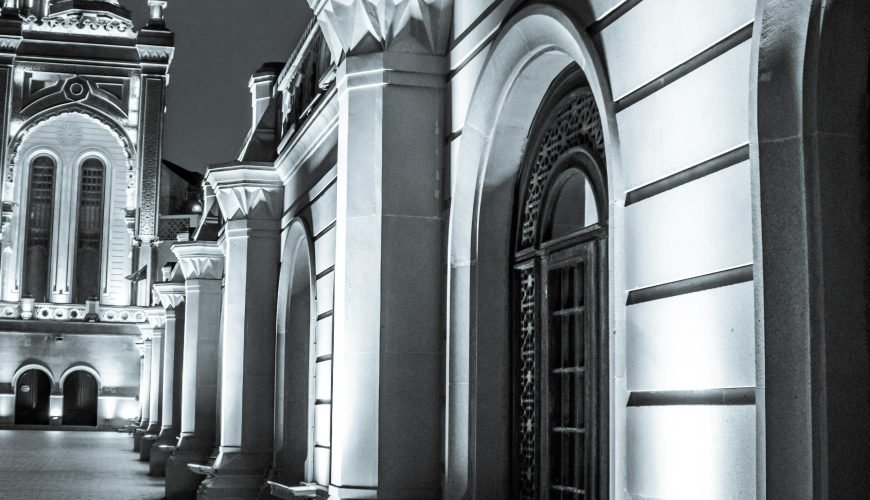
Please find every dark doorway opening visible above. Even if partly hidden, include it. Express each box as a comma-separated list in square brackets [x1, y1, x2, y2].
[15, 369, 51, 425]
[62, 371, 98, 426]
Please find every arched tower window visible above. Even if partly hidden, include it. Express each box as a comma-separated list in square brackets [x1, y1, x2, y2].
[74, 158, 105, 303]
[22, 155, 56, 303]
[512, 72, 608, 500]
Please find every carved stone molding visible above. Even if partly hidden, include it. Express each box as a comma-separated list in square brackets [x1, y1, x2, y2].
[8, 108, 135, 185]
[0, 36, 20, 53]
[172, 242, 224, 281]
[153, 282, 185, 310]
[205, 162, 283, 222]
[137, 44, 174, 64]
[144, 306, 166, 329]
[308, 0, 453, 59]
[22, 12, 136, 38]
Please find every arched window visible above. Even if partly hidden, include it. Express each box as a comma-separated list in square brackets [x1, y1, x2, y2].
[512, 75, 608, 499]
[74, 158, 105, 303]
[22, 155, 56, 303]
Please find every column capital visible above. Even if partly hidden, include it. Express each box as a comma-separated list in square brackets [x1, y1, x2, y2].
[144, 306, 167, 329]
[153, 282, 186, 310]
[309, 0, 453, 60]
[205, 162, 283, 222]
[172, 241, 225, 281]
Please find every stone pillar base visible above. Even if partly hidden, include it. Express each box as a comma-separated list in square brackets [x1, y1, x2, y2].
[166, 436, 212, 500]
[149, 429, 179, 476]
[140, 433, 158, 462]
[196, 451, 270, 499]
[133, 427, 148, 452]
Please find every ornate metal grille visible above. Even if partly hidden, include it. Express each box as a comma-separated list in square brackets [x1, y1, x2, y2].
[520, 92, 604, 249]
[518, 266, 537, 500]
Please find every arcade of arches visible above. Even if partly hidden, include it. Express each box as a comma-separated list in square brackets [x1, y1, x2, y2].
[0, 1, 869, 500]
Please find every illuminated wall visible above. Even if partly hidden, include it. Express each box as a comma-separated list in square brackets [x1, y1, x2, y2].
[0, 327, 141, 428]
[446, 0, 759, 498]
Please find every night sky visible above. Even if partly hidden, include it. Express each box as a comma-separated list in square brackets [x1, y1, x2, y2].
[120, 0, 313, 173]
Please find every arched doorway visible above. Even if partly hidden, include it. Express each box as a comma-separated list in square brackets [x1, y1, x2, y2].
[62, 371, 98, 426]
[273, 220, 319, 486]
[15, 369, 51, 425]
[445, 5, 620, 497]
[511, 72, 608, 499]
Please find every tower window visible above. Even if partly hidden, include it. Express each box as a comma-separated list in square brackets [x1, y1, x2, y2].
[22, 155, 56, 303]
[74, 158, 105, 303]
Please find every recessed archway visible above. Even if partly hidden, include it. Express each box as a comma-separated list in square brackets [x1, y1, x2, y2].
[60, 366, 101, 427]
[445, 4, 622, 498]
[14, 367, 52, 425]
[273, 218, 318, 486]
[752, 0, 870, 496]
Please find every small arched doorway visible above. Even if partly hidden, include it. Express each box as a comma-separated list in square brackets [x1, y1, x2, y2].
[15, 369, 51, 425]
[62, 371, 98, 426]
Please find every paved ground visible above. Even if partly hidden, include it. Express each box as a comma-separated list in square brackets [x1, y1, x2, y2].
[0, 429, 164, 500]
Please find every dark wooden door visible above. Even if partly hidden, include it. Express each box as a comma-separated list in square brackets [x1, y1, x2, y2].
[15, 370, 51, 425]
[62, 371, 97, 426]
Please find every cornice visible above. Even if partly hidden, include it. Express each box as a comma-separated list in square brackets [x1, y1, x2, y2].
[205, 162, 283, 222]
[172, 241, 224, 281]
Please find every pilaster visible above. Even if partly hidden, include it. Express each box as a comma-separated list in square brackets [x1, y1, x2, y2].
[165, 241, 224, 500]
[0, 16, 20, 301]
[134, 336, 153, 453]
[150, 281, 186, 477]
[141, 308, 166, 462]
[196, 163, 282, 499]
[134, 18, 172, 299]
[303, 3, 452, 496]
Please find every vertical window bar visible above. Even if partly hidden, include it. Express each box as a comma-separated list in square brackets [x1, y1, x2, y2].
[22, 156, 56, 302]
[74, 159, 104, 303]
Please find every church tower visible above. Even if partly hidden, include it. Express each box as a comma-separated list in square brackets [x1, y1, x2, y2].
[0, 0, 173, 307]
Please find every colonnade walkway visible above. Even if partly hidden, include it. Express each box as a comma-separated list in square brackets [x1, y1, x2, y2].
[0, 430, 162, 499]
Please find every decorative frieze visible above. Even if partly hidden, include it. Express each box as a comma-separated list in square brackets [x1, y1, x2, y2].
[308, 0, 453, 59]
[22, 12, 136, 38]
[172, 242, 224, 281]
[0, 301, 148, 322]
[205, 163, 283, 222]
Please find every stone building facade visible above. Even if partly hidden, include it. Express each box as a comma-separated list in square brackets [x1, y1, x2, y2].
[138, 0, 869, 499]
[0, 0, 173, 430]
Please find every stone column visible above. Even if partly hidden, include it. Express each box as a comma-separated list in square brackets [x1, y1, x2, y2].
[307, 2, 451, 497]
[141, 308, 166, 462]
[165, 242, 224, 500]
[150, 282, 186, 477]
[134, 337, 153, 452]
[197, 163, 282, 498]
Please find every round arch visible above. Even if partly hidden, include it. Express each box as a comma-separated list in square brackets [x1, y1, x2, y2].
[752, 0, 870, 497]
[9, 106, 134, 174]
[59, 365, 102, 389]
[273, 217, 318, 485]
[445, 4, 622, 498]
[11, 363, 54, 390]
